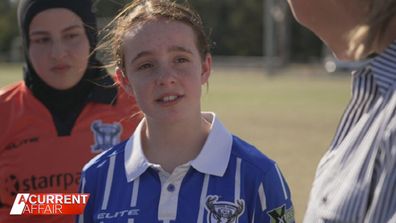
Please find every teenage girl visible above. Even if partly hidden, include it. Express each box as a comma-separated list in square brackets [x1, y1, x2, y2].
[79, 1, 294, 222]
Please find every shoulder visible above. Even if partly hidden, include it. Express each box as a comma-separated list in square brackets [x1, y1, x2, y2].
[82, 140, 128, 174]
[0, 81, 25, 102]
[231, 135, 276, 175]
[0, 81, 29, 124]
[0, 82, 30, 150]
[230, 136, 290, 197]
[230, 136, 294, 221]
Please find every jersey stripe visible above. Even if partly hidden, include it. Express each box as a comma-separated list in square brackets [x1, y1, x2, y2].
[78, 177, 87, 223]
[101, 155, 116, 210]
[251, 208, 255, 223]
[258, 183, 267, 211]
[275, 164, 288, 200]
[197, 174, 210, 223]
[235, 158, 242, 223]
[130, 176, 140, 207]
[235, 158, 242, 202]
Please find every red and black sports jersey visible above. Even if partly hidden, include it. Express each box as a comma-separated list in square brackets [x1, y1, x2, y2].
[0, 81, 141, 223]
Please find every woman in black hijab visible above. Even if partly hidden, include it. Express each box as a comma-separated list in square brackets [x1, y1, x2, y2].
[0, 1, 140, 222]
[18, 0, 113, 135]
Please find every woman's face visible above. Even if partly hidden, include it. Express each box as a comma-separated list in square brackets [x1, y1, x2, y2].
[287, 0, 367, 60]
[28, 8, 90, 90]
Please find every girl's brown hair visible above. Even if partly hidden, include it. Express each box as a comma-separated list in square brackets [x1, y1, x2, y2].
[101, 0, 210, 69]
[348, 0, 396, 59]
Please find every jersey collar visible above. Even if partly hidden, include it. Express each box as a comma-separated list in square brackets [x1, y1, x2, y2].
[371, 40, 396, 96]
[124, 112, 233, 182]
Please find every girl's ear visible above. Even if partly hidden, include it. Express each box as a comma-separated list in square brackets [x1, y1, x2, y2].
[201, 53, 212, 85]
[115, 67, 133, 95]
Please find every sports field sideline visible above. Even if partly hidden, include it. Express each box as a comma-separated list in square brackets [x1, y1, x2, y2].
[0, 62, 351, 222]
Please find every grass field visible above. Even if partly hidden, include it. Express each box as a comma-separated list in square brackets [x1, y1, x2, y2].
[0, 63, 351, 222]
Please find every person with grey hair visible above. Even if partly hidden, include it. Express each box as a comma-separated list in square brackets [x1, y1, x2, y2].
[286, 0, 396, 222]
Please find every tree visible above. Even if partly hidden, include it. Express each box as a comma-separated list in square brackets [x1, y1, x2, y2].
[0, 0, 18, 60]
[190, 0, 263, 56]
[0, 0, 323, 62]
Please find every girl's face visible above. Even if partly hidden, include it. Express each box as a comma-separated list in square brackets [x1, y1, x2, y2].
[28, 8, 90, 90]
[118, 19, 211, 123]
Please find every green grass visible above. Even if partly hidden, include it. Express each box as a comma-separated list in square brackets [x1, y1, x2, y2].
[0, 63, 351, 222]
[0, 63, 25, 87]
[202, 66, 351, 221]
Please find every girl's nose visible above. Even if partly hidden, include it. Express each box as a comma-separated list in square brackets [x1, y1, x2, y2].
[157, 66, 177, 86]
[50, 41, 67, 60]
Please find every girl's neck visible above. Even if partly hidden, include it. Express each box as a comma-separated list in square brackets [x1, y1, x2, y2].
[141, 113, 211, 173]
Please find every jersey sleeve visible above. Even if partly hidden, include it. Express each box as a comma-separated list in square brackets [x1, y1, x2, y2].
[253, 163, 295, 223]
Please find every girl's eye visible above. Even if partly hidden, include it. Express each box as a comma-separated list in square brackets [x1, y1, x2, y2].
[137, 63, 154, 70]
[64, 33, 79, 40]
[175, 57, 189, 63]
[31, 37, 51, 44]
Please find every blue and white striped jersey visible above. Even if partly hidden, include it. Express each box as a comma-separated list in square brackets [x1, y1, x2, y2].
[78, 113, 294, 223]
[304, 41, 396, 222]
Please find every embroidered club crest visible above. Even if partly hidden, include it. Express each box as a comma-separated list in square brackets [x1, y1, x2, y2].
[90, 120, 122, 153]
[205, 195, 244, 223]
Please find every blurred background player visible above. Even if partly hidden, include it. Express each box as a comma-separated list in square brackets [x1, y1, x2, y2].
[78, 0, 294, 222]
[0, 0, 141, 222]
[287, 0, 396, 222]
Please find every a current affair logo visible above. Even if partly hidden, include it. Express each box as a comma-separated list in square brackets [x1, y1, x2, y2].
[10, 193, 89, 215]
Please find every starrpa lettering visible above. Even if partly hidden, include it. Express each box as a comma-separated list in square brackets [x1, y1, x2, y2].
[5, 172, 81, 196]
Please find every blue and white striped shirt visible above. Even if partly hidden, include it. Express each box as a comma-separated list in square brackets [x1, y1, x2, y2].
[304, 41, 396, 223]
[78, 113, 294, 223]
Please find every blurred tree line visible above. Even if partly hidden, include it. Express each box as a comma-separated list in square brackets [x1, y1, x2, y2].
[0, 0, 323, 62]
[0, 0, 19, 61]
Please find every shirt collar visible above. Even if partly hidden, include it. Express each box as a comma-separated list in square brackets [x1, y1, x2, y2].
[371, 40, 396, 96]
[124, 112, 233, 182]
